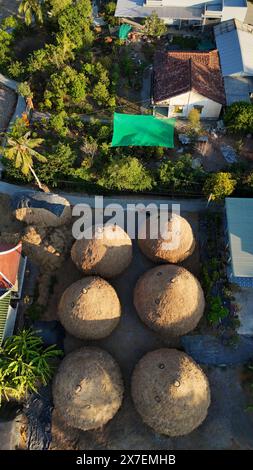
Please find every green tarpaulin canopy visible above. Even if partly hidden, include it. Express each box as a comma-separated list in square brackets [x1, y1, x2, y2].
[119, 24, 132, 40]
[111, 113, 175, 148]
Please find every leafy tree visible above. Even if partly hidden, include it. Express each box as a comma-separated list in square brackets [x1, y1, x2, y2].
[224, 102, 253, 134]
[203, 172, 236, 201]
[49, 111, 69, 137]
[188, 108, 201, 128]
[2, 118, 47, 190]
[159, 155, 205, 192]
[93, 82, 111, 106]
[46, 0, 73, 17]
[35, 142, 76, 186]
[143, 12, 167, 37]
[18, 82, 34, 99]
[18, 0, 43, 25]
[43, 66, 87, 109]
[98, 156, 154, 191]
[28, 36, 75, 73]
[57, 0, 93, 50]
[0, 330, 62, 405]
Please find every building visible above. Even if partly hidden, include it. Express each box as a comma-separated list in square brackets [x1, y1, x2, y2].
[225, 198, 253, 287]
[152, 49, 226, 119]
[214, 19, 253, 104]
[115, 0, 248, 27]
[0, 242, 26, 345]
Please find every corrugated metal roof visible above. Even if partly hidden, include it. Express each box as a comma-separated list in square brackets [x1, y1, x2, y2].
[224, 76, 253, 104]
[226, 198, 253, 278]
[215, 19, 253, 76]
[115, 0, 204, 19]
[0, 291, 11, 346]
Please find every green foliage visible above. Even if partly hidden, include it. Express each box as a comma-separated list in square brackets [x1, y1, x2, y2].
[2, 118, 46, 188]
[0, 330, 62, 405]
[203, 172, 236, 201]
[224, 102, 253, 134]
[159, 155, 205, 192]
[98, 156, 154, 191]
[18, 0, 43, 26]
[7, 61, 26, 80]
[207, 296, 229, 325]
[49, 111, 69, 137]
[188, 108, 201, 128]
[143, 12, 167, 37]
[43, 66, 87, 110]
[46, 0, 73, 17]
[35, 142, 76, 186]
[0, 23, 16, 71]
[18, 82, 33, 99]
[57, 0, 93, 50]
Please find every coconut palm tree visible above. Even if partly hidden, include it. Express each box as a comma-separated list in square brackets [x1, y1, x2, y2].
[3, 126, 47, 190]
[18, 0, 43, 26]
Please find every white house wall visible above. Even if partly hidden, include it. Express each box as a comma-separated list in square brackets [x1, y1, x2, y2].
[222, 6, 247, 22]
[157, 90, 222, 119]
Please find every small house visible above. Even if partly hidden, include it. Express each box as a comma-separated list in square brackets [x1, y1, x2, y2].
[152, 50, 226, 119]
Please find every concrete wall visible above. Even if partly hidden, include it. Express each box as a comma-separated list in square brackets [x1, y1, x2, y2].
[222, 5, 247, 21]
[157, 90, 222, 119]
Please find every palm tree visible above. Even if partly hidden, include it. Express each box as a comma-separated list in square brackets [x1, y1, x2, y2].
[18, 0, 43, 26]
[3, 127, 47, 190]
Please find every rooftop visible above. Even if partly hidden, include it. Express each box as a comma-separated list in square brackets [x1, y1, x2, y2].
[226, 198, 253, 278]
[214, 19, 253, 76]
[115, 0, 204, 19]
[153, 50, 226, 104]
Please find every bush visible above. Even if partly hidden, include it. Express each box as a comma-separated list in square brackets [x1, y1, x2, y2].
[98, 156, 155, 191]
[224, 101, 253, 134]
[203, 172, 236, 201]
[207, 296, 229, 326]
[35, 142, 76, 186]
[0, 330, 62, 405]
[188, 108, 201, 128]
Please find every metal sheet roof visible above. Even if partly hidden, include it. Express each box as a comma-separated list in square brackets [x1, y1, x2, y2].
[215, 19, 253, 76]
[115, 0, 204, 19]
[226, 198, 253, 278]
[224, 76, 253, 104]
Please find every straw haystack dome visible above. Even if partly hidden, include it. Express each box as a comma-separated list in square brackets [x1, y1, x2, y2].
[58, 277, 121, 339]
[131, 348, 210, 436]
[134, 265, 204, 336]
[71, 224, 132, 278]
[12, 192, 71, 227]
[53, 347, 124, 431]
[138, 214, 195, 263]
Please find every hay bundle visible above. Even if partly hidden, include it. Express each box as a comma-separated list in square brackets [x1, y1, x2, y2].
[134, 265, 204, 337]
[71, 224, 132, 278]
[58, 277, 121, 339]
[131, 348, 210, 436]
[53, 347, 124, 431]
[12, 192, 71, 227]
[138, 214, 195, 263]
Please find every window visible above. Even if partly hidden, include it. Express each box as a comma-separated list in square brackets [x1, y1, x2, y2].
[174, 105, 184, 114]
[193, 105, 204, 114]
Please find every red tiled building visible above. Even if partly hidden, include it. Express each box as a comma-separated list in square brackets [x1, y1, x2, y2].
[152, 49, 226, 119]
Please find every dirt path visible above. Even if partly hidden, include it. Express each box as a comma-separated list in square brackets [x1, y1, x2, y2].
[0, 85, 17, 132]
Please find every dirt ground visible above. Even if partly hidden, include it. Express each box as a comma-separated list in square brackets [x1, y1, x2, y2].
[0, 85, 17, 133]
[46, 211, 250, 451]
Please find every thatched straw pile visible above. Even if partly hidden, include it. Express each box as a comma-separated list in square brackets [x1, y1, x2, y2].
[138, 214, 195, 263]
[131, 348, 210, 436]
[58, 277, 121, 339]
[71, 224, 132, 278]
[134, 265, 204, 336]
[53, 347, 124, 431]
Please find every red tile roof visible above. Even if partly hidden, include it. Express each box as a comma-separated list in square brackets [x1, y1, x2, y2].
[153, 49, 226, 105]
[0, 242, 22, 289]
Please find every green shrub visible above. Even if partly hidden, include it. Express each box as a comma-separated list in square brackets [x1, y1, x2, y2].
[0, 330, 62, 405]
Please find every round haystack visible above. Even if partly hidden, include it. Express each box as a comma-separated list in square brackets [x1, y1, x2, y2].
[134, 265, 204, 337]
[12, 191, 71, 227]
[138, 214, 195, 263]
[53, 347, 124, 431]
[131, 348, 210, 436]
[58, 277, 121, 340]
[71, 224, 132, 278]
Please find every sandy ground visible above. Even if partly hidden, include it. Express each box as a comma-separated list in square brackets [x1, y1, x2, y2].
[0, 85, 17, 133]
